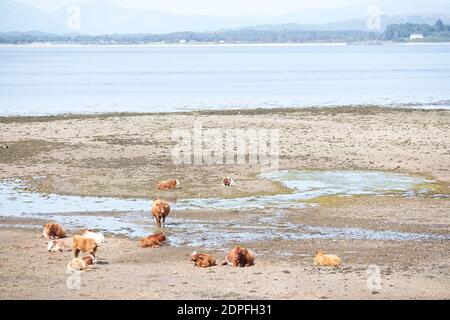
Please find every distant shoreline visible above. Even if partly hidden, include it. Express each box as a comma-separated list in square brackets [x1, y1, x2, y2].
[1, 42, 450, 48]
[0, 42, 348, 48]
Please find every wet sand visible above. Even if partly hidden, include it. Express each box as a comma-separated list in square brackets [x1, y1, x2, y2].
[0, 226, 448, 300]
[1, 107, 449, 198]
[0, 107, 449, 299]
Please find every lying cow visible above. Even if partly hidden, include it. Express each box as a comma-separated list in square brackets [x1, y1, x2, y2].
[67, 256, 94, 272]
[140, 232, 167, 248]
[81, 229, 107, 245]
[42, 223, 66, 240]
[223, 246, 255, 267]
[191, 251, 217, 268]
[156, 179, 180, 190]
[222, 177, 235, 187]
[314, 250, 342, 267]
[47, 239, 71, 252]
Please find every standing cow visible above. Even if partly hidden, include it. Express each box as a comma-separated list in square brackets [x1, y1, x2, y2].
[151, 198, 171, 228]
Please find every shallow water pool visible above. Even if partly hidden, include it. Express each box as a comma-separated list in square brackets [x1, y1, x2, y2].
[0, 170, 447, 248]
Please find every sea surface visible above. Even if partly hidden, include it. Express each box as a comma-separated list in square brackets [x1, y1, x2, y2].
[0, 43, 450, 116]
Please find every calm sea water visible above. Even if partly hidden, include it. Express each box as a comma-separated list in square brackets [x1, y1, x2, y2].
[1, 44, 449, 116]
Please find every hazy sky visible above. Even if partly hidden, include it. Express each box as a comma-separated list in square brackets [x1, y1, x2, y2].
[16, 0, 385, 16]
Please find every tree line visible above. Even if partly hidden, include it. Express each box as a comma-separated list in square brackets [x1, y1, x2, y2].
[1, 20, 448, 44]
[383, 19, 450, 41]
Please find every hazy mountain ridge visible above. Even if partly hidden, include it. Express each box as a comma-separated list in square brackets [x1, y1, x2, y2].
[238, 13, 450, 32]
[1, 0, 265, 34]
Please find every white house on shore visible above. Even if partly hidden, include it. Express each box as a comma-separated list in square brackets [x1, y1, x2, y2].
[409, 33, 424, 40]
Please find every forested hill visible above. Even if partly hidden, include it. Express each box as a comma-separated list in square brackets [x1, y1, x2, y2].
[383, 19, 450, 41]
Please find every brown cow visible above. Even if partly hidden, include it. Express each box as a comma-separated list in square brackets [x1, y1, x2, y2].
[72, 235, 98, 258]
[314, 250, 342, 267]
[222, 177, 235, 187]
[191, 251, 216, 267]
[67, 256, 94, 272]
[224, 246, 255, 267]
[140, 232, 167, 248]
[42, 223, 66, 240]
[156, 179, 180, 190]
[151, 198, 171, 228]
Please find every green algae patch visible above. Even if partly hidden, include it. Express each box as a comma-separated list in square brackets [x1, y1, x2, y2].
[301, 194, 358, 207]
[413, 181, 450, 196]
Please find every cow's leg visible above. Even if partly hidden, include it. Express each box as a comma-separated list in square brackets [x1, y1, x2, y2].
[74, 248, 80, 258]
[155, 216, 161, 228]
[162, 216, 166, 228]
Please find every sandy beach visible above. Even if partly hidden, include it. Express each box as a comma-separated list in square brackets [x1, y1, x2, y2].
[0, 107, 449, 299]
